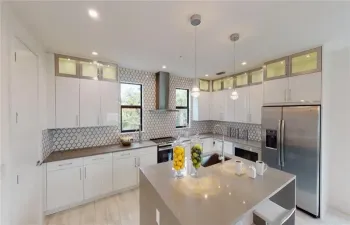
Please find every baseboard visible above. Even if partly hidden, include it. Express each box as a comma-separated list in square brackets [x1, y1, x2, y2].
[44, 185, 138, 215]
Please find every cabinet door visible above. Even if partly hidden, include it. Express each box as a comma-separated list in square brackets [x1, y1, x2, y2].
[224, 142, 233, 155]
[100, 81, 119, 126]
[210, 92, 220, 120]
[55, 77, 80, 128]
[84, 162, 113, 200]
[47, 167, 83, 211]
[79, 79, 101, 127]
[263, 78, 289, 104]
[264, 57, 288, 81]
[249, 84, 263, 124]
[139, 153, 157, 167]
[225, 89, 235, 122]
[113, 157, 138, 191]
[218, 91, 227, 121]
[193, 91, 210, 121]
[234, 87, 250, 123]
[288, 72, 321, 103]
[202, 138, 213, 153]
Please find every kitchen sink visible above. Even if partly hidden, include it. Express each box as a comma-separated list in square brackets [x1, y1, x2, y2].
[201, 153, 231, 167]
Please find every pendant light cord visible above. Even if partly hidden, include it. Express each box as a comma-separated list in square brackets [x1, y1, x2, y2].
[194, 26, 197, 84]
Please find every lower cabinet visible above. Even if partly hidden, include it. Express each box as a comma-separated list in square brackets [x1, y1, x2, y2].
[113, 156, 138, 191]
[213, 140, 233, 155]
[202, 138, 213, 153]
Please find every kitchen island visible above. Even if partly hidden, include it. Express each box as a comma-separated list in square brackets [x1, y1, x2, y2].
[139, 152, 296, 225]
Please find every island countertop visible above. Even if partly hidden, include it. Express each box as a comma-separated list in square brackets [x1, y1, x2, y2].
[140, 152, 295, 225]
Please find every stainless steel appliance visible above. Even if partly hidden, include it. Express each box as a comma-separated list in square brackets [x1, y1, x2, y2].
[262, 105, 321, 217]
[235, 146, 260, 162]
[150, 137, 176, 163]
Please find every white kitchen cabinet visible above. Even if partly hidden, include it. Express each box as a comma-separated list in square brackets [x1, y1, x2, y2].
[288, 72, 321, 103]
[224, 89, 235, 122]
[193, 91, 211, 121]
[83, 158, 113, 200]
[202, 138, 213, 153]
[249, 84, 263, 124]
[100, 81, 119, 126]
[263, 78, 289, 104]
[46, 165, 83, 211]
[79, 79, 101, 127]
[224, 142, 233, 155]
[234, 86, 250, 123]
[113, 156, 138, 191]
[211, 90, 226, 121]
[185, 144, 191, 160]
[139, 153, 157, 167]
[55, 77, 80, 128]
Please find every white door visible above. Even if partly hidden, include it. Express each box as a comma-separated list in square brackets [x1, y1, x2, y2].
[193, 91, 210, 121]
[202, 138, 213, 153]
[113, 157, 138, 191]
[80, 79, 101, 127]
[288, 72, 321, 103]
[249, 84, 263, 124]
[46, 167, 84, 210]
[263, 78, 289, 104]
[83, 162, 113, 200]
[9, 38, 41, 225]
[55, 77, 80, 128]
[225, 89, 235, 122]
[234, 86, 250, 123]
[100, 81, 119, 126]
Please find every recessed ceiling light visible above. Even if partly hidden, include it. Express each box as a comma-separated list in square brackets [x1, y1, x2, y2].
[205, 74, 209, 77]
[162, 65, 167, 69]
[241, 61, 247, 65]
[88, 9, 99, 19]
[92, 51, 98, 56]
[67, 58, 71, 61]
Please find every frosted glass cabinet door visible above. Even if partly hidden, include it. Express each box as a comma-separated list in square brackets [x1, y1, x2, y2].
[263, 78, 289, 104]
[264, 57, 288, 80]
[101, 64, 118, 81]
[100, 81, 119, 126]
[55, 77, 80, 128]
[79, 79, 101, 127]
[290, 47, 321, 76]
[81, 61, 98, 79]
[57, 57, 77, 76]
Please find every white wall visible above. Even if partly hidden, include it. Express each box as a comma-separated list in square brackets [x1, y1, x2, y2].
[1, 3, 48, 225]
[322, 40, 350, 216]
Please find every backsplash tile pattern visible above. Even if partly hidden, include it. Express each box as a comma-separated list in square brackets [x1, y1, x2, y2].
[44, 67, 260, 155]
[208, 121, 261, 141]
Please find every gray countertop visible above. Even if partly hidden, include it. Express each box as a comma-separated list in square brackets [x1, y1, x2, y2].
[140, 152, 295, 225]
[43, 141, 157, 163]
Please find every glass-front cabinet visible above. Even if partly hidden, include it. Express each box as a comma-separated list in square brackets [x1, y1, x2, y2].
[199, 79, 210, 91]
[101, 63, 118, 81]
[250, 68, 263, 84]
[212, 79, 222, 91]
[235, 73, 248, 87]
[223, 77, 234, 89]
[56, 56, 78, 77]
[290, 47, 321, 76]
[264, 57, 288, 80]
[80, 61, 99, 79]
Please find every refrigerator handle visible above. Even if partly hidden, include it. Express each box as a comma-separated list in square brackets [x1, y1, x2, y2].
[277, 120, 282, 166]
[281, 119, 285, 167]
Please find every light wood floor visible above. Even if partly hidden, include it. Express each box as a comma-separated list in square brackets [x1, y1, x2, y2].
[45, 189, 350, 225]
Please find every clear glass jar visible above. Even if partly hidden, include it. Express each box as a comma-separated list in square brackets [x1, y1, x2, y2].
[190, 134, 203, 177]
[172, 139, 186, 178]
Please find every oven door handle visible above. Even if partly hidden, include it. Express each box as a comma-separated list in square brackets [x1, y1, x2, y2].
[158, 146, 173, 152]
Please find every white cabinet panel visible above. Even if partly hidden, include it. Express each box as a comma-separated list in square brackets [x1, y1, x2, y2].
[288, 72, 321, 103]
[83, 161, 113, 200]
[263, 78, 289, 104]
[202, 138, 213, 153]
[100, 81, 119, 126]
[193, 91, 210, 121]
[224, 142, 233, 155]
[113, 157, 138, 191]
[47, 167, 83, 211]
[225, 89, 235, 122]
[79, 79, 101, 127]
[210, 91, 220, 120]
[55, 77, 80, 128]
[249, 84, 263, 124]
[234, 87, 250, 123]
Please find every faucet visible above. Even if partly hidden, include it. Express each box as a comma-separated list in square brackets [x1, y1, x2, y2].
[213, 124, 225, 163]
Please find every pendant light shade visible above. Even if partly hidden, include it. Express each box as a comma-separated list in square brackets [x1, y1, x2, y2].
[191, 86, 201, 98]
[230, 90, 239, 100]
[230, 33, 240, 101]
[191, 14, 201, 98]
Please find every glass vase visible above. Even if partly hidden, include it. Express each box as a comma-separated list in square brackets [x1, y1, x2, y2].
[190, 134, 203, 177]
[172, 139, 185, 179]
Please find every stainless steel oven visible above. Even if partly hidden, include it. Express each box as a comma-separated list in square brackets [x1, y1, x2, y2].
[234, 143, 261, 162]
[157, 144, 173, 163]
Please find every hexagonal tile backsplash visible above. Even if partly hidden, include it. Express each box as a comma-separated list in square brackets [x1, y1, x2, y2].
[42, 67, 261, 158]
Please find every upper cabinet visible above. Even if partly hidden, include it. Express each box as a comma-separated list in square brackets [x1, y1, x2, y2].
[212, 79, 222, 91]
[250, 68, 263, 85]
[264, 57, 288, 81]
[236, 73, 248, 87]
[290, 47, 321, 76]
[199, 79, 210, 91]
[80, 61, 99, 79]
[101, 63, 118, 81]
[56, 56, 78, 77]
[223, 77, 234, 89]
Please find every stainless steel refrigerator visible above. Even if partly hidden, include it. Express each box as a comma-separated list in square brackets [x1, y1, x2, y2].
[261, 105, 321, 217]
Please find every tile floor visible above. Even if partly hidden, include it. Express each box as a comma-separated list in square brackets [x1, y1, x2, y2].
[45, 189, 350, 225]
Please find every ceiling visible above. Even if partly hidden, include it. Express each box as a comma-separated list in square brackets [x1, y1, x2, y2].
[7, 1, 350, 79]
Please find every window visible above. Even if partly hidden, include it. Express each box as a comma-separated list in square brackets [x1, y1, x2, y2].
[176, 88, 189, 128]
[120, 83, 142, 132]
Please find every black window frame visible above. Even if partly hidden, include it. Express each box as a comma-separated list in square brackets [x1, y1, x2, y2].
[175, 88, 189, 128]
[120, 82, 143, 133]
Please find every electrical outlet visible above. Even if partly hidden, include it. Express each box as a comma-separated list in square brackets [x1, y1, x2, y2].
[156, 208, 160, 225]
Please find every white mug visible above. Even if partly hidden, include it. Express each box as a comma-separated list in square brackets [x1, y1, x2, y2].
[256, 161, 268, 175]
[235, 160, 244, 175]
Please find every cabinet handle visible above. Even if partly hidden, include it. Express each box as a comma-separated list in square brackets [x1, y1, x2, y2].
[76, 115, 79, 126]
[58, 162, 72, 167]
[92, 157, 104, 161]
[284, 89, 287, 102]
[16, 112, 18, 124]
[121, 152, 131, 156]
[134, 158, 137, 167]
[97, 116, 100, 126]
[17, 175, 19, 184]
[289, 89, 292, 101]
[80, 168, 82, 180]
[138, 157, 140, 167]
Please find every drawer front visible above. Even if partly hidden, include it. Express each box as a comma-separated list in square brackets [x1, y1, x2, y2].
[47, 158, 83, 171]
[138, 146, 157, 156]
[113, 150, 136, 159]
[84, 153, 112, 165]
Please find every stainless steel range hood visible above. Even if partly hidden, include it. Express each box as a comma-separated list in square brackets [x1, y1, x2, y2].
[150, 72, 178, 112]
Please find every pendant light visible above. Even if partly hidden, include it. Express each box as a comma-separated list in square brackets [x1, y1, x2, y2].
[190, 14, 201, 98]
[230, 33, 239, 100]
